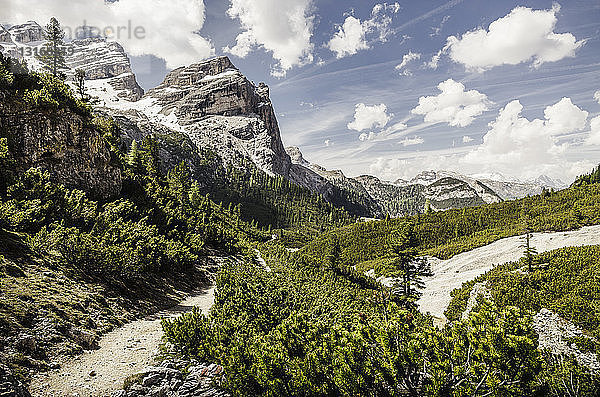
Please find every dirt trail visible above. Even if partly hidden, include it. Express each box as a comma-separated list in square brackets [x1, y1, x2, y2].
[416, 225, 600, 322]
[29, 285, 215, 397]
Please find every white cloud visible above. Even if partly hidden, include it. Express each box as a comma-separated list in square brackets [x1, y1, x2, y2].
[348, 103, 392, 132]
[426, 50, 442, 70]
[327, 3, 399, 59]
[594, 90, 600, 104]
[327, 16, 368, 58]
[384, 121, 408, 134]
[399, 136, 424, 146]
[430, 15, 450, 37]
[359, 132, 376, 141]
[224, 0, 314, 77]
[368, 97, 594, 182]
[411, 79, 490, 127]
[0, 0, 213, 69]
[445, 4, 584, 71]
[395, 50, 420, 76]
[462, 135, 474, 143]
[464, 98, 589, 177]
[588, 116, 600, 145]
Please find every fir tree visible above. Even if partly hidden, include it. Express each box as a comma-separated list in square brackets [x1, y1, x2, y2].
[386, 225, 432, 307]
[74, 69, 87, 101]
[521, 226, 538, 272]
[39, 18, 68, 79]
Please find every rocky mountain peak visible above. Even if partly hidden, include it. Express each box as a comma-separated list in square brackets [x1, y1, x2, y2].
[286, 146, 309, 166]
[7, 21, 44, 43]
[0, 25, 11, 43]
[146, 56, 275, 125]
[158, 56, 238, 89]
[102, 56, 291, 177]
[67, 37, 144, 101]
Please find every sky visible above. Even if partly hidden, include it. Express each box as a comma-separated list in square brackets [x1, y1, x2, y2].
[2, 0, 600, 183]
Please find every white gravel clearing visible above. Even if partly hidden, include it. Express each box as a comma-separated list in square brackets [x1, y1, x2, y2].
[417, 225, 600, 322]
[29, 285, 215, 397]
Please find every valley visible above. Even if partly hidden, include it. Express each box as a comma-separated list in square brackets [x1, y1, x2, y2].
[1, 15, 600, 397]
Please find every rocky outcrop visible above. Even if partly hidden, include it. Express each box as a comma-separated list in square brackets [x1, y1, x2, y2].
[423, 177, 487, 211]
[66, 38, 144, 101]
[112, 359, 229, 397]
[0, 25, 12, 43]
[533, 308, 600, 373]
[0, 364, 31, 397]
[7, 21, 44, 44]
[0, 104, 122, 199]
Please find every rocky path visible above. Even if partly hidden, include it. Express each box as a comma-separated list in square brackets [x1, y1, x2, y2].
[29, 285, 216, 397]
[416, 225, 600, 322]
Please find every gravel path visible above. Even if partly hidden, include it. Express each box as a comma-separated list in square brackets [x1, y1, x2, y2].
[416, 225, 600, 322]
[29, 285, 215, 397]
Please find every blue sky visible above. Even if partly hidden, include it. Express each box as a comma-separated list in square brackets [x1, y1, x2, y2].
[4, 0, 600, 182]
[199, 0, 600, 182]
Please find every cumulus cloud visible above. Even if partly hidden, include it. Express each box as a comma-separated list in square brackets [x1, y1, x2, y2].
[327, 16, 368, 58]
[224, 0, 315, 77]
[445, 4, 583, 71]
[368, 98, 594, 182]
[464, 97, 589, 176]
[0, 0, 213, 69]
[348, 103, 393, 132]
[411, 79, 491, 127]
[399, 136, 424, 147]
[594, 90, 600, 104]
[327, 3, 400, 59]
[588, 116, 600, 145]
[462, 135, 474, 143]
[395, 50, 420, 76]
[359, 132, 376, 141]
[426, 50, 443, 70]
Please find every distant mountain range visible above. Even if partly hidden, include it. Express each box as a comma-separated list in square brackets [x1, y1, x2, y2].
[0, 21, 568, 218]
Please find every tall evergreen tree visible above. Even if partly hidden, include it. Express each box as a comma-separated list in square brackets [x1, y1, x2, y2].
[74, 69, 87, 101]
[386, 225, 432, 307]
[39, 17, 68, 79]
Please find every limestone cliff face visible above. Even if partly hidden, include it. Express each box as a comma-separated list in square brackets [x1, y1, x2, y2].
[0, 103, 121, 199]
[141, 56, 291, 176]
[66, 38, 144, 101]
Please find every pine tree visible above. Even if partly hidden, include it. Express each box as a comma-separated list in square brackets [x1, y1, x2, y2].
[520, 218, 538, 272]
[74, 69, 87, 101]
[127, 140, 141, 171]
[387, 225, 432, 307]
[39, 18, 68, 79]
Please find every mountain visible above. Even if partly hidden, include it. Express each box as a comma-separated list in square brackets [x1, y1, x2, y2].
[400, 170, 565, 201]
[286, 146, 503, 215]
